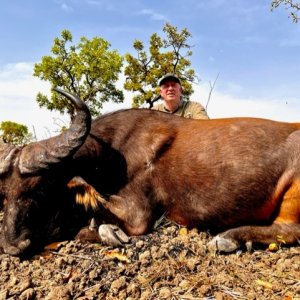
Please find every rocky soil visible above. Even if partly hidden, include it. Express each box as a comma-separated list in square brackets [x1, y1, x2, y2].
[0, 215, 299, 300]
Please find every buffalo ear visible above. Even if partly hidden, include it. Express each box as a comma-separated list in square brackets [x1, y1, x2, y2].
[67, 176, 106, 211]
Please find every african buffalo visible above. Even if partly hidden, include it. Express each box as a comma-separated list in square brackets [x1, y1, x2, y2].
[0, 88, 299, 256]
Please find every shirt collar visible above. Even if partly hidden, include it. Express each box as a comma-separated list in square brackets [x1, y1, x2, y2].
[163, 98, 184, 113]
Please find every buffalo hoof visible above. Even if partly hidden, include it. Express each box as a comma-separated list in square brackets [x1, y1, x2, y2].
[208, 235, 240, 253]
[98, 224, 130, 247]
[75, 227, 101, 243]
[75, 218, 101, 243]
[2, 239, 31, 256]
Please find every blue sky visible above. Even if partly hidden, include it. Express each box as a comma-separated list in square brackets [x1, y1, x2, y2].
[0, 0, 299, 139]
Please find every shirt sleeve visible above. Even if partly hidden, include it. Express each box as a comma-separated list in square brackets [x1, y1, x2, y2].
[185, 101, 209, 119]
[152, 103, 164, 111]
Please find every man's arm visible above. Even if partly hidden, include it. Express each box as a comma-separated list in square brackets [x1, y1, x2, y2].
[185, 101, 209, 119]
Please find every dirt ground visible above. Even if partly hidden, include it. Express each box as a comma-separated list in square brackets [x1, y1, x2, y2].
[0, 214, 299, 300]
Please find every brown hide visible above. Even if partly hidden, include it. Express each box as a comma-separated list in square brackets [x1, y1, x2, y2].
[74, 110, 300, 250]
[1, 104, 300, 255]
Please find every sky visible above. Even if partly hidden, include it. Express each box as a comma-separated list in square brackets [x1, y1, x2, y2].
[0, 0, 299, 140]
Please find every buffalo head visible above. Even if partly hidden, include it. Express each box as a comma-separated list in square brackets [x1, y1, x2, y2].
[0, 88, 91, 256]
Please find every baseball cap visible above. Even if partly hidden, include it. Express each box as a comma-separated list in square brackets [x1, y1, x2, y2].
[159, 73, 181, 86]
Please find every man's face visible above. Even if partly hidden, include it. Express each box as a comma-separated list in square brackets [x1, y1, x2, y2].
[160, 81, 183, 103]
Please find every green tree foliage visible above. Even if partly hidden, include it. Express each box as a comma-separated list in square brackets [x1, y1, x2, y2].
[124, 23, 197, 108]
[271, 0, 300, 22]
[33, 30, 124, 118]
[0, 121, 33, 146]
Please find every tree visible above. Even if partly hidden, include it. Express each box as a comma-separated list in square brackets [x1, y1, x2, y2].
[124, 23, 197, 108]
[34, 30, 124, 118]
[271, 0, 300, 22]
[0, 121, 33, 146]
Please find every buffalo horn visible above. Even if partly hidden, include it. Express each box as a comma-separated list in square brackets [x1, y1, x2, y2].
[0, 142, 18, 175]
[18, 88, 91, 174]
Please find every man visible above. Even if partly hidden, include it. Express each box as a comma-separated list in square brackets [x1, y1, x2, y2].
[152, 73, 209, 119]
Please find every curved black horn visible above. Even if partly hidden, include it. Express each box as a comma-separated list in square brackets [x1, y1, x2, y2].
[0, 142, 18, 175]
[19, 88, 91, 174]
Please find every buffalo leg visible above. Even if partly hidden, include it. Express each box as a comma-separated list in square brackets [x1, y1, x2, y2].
[208, 223, 300, 252]
[68, 176, 155, 245]
[103, 193, 155, 235]
[68, 176, 154, 233]
[86, 193, 154, 246]
[209, 176, 300, 252]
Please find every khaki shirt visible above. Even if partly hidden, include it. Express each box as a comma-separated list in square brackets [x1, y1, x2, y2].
[152, 99, 209, 119]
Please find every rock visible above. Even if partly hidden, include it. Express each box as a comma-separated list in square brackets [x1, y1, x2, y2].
[179, 279, 190, 289]
[0, 290, 8, 300]
[135, 240, 144, 248]
[19, 288, 35, 300]
[110, 276, 126, 295]
[9, 278, 31, 296]
[1, 260, 9, 271]
[83, 283, 102, 298]
[140, 289, 152, 300]
[139, 250, 151, 265]
[158, 287, 172, 299]
[45, 286, 71, 300]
